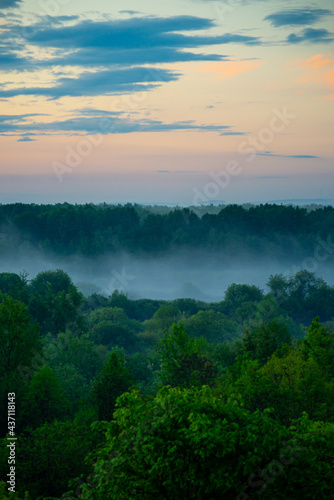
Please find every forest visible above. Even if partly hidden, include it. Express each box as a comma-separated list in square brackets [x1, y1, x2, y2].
[1, 202, 334, 257]
[0, 203, 334, 499]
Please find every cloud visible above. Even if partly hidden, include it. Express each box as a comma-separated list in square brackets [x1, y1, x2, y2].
[265, 8, 332, 27]
[199, 60, 265, 80]
[0, 114, 46, 132]
[42, 47, 225, 68]
[0, 67, 178, 98]
[257, 151, 319, 159]
[285, 54, 334, 99]
[157, 170, 198, 174]
[17, 136, 35, 142]
[0, 50, 31, 69]
[119, 10, 142, 15]
[24, 16, 260, 49]
[255, 176, 289, 179]
[287, 28, 334, 44]
[1, 15, 262, 99]
[219, 131, 245, 136]
[0, 0, 21, 8]
[298, 54, 334, 69]
[0, 109, 243, 136]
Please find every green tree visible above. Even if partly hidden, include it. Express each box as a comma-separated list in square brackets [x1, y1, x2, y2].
[301, 316, 334, 377]
[0, 272, 29, 303]
[141, 304, 181, 344]
[92, 352, 135, 421]
[125, 350, 160, 395]
[0, 297, 42, 436]
[232, 348, 334, 425]
[158, 323, 217, 388]
[77, 386, 322, 500]
[46, 331, 107, 382]
[183, 309, 238, 343]
[0, 297, 41, 380]
[29, 269, 83, 335]
[0, 482, 30, 499]
[15, 416, 103, 499]
[20, 365, 69, 429]
[241, 318, 292, 365]
[223, 283, 263, 316]
[87, 306, 141, 351]
[267, 271, 334, 324]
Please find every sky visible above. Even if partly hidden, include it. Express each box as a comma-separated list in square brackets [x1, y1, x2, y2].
[0, 0, 333, 205]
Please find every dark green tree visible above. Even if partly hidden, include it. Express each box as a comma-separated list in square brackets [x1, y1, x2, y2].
[92, 352, 134, 421]
[301, 316, 334, 377]
[242, 318, 292, 365]
[158, 323, 217, 388]
[29, 269, 83, 335]
[223, 283, 263, 316]
[183, 309, 238, 343]
[0, 297, 42, 436]
[0, 272, 29, 303]
[15, 416, 103, 499]
[20, 365, 69, 429]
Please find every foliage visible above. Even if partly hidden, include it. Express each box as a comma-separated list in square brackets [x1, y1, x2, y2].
[45, 331, 107, 383]
[0, 297, 41, 380]
[0, 297, 42, 436]
[0, 482, 30, 499]
[158, 323, 217, 388]
[28, 270, 84, 335]
[92, 352, 135, 421]
[15, 417, 103, 499]
[141, 305, 182, 344]
[0, 272, 29, 303]
[301, 316, 334, 377]
[182, 309, 238, 343]
[76, 386, 330, 500]
[87, 307, 142, 351]
[229, 320, 334, 425]
[267, 270, 334, 323]
[20, 365, 69, 429]
[223, 283, 264, 316]
[241, 318, 292, 365]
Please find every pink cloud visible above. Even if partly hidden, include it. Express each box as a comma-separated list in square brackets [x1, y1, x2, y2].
[198, 60, 265, 80]
[286, 54, 334, 99]
[299, 54, 334, 69]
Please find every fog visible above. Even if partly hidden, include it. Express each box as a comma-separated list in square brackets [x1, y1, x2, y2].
[1, 248, 334, 302]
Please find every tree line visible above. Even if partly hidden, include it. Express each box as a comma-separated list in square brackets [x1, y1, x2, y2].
[0, 202, 333, 257]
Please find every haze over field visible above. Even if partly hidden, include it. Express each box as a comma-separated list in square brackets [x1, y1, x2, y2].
[1, 201, 334, 300]
[1, 248, 333, 301]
